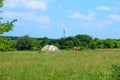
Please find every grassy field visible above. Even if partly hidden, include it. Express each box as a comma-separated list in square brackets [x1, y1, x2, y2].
[0, 49, 120, 80]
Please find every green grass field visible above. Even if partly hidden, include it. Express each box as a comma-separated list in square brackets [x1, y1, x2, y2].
[0, 49, 120, 80]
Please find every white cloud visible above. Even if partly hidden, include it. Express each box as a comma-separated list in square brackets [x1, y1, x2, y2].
[69, 11, 96, 27]
[4, 0, 51, 10]
[98, 6, 111, 11]
[86, 11, 96, 21]
[93, 14, 120, 27]
[27, 0, 47, 10]
[69, 12, 84, 19]
[4, 11, 50, 24]
[4, 12, 25, 18]
[96, 20, 113, 27]
[109, 14, 120, 22]
[26, 14, 50, 24]
[69, 11, 96, 21]
[69, 11, 120, 27]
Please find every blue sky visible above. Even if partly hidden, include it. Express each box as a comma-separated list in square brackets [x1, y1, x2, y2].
[1, 0, 120, 39]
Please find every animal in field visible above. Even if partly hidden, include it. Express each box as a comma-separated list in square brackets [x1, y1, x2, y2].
[74, 47, 82, 51]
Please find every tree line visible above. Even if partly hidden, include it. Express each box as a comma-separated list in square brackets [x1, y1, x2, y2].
[0, 34, 120, 51]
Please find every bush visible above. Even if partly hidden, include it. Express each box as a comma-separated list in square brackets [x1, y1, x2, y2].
[110, 64, 120, 80]
[103, 39, 115, 48]
[15, 35, 32, 50]
[89, 41, 97, 49]
[31, 46, 41, 51]
[0, 37, 12, 51]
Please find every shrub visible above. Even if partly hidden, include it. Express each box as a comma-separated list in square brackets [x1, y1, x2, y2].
[110, 64, 120, 80]
[15, 35, 32, 50]
[0, 37, 12, 51]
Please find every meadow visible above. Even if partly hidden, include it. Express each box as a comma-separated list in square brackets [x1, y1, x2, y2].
[0, 49, 120, 80]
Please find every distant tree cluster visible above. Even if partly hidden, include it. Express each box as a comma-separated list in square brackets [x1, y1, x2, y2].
[0, 34, 119, 51]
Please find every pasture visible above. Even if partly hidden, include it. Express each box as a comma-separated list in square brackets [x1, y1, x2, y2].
[0, 49, 120, 80]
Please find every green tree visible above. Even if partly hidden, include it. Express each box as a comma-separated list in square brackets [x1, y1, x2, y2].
[94, 38, 104, 48]
[103, 38, 115, 48]
[0, 0, 17, 51]
[41, 37, 49, 47]
[0, 37, 12, 51]
[0, 0, 3, 8]
[15, 35, 32, 50]
[64, 37, 75, 49]
[0, 19, 17, 34]
[0, 0, 17, 34]
[89, 41, 97, 49]
[31, 38, 42, 51]
[75, 34, 93, 49]
[75, 34, 92, 43]
[115, 39, 120, 48]
[48, 39, 60, 48]
[57, 38, 66, 49]
[64, 40, 74, 49]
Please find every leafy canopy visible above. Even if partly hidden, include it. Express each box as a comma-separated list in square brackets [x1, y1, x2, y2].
[0, 0, 17, 51]
[0, 0, 17, 35]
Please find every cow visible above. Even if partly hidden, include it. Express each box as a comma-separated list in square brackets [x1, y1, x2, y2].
[74, 47, 82, 51]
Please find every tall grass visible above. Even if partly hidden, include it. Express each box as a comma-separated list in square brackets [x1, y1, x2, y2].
[0, 49, 120, 80]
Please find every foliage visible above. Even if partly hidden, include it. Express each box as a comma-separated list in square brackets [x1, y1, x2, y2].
[0, 0, 17, 51]
[110, 64, 120, 80]
[64, 40, 74, 49]
[75, 34, 93, 43]
[89, 41, 97, 49]
[41, 37, 49, 47]
[0, 37, 12, 51]
[48, 39, 61, 48]
[31, 38, 42, 51]
[103, 38, 115, 48]
[2, 34, 120, 51]
[0, 0, 3, 8]
[0, 0, 17, 35]
[0, 19, 17, 34]
[115, 40, 120, 48]
[15, 35, 32, 50]
[74, 34, 93, 48]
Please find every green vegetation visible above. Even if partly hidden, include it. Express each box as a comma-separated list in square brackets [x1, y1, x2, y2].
[0, 0, 17, 51]
[15, 35, 32, 50]
[0, 37, 12, 51]
[110, 64, 120, 80]
[1, 33, 120, 51]
[0, 49, 120, 80]
[6, 34, 120, 51]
